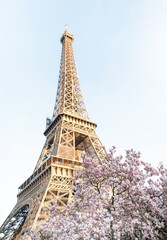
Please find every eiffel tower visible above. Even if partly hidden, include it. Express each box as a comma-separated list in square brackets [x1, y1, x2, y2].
[0, 29, 105, 239]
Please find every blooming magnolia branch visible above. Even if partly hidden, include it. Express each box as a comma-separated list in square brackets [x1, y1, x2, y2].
[31, 147, 167, 240]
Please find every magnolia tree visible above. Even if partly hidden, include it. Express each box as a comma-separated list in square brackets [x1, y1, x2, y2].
[31, 147, 167, 240]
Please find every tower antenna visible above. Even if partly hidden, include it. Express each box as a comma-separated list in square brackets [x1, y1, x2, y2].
[65, 24, 68, 31]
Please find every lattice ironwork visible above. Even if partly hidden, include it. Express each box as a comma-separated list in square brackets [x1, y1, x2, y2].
[52, 30, 89, 121]
[0, 29, 106, 239]
[0, 205, 29, 240]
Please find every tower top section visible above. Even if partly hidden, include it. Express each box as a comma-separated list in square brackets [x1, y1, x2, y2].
[60, 29, 74, 43]
[52, 30, 89, 121]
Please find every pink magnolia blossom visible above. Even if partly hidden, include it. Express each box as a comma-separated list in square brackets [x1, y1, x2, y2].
[31, 147, 167, 240]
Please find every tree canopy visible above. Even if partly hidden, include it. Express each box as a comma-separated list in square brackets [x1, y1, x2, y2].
[31, 147, 167, 240]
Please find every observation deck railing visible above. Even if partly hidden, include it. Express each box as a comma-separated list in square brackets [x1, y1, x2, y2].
[17, 156, 82, 195]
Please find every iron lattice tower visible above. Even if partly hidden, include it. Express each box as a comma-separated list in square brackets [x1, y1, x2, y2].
[0, 29, 105, 240]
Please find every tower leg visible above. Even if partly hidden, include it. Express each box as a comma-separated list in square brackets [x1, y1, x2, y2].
[0, 163, 74, 240]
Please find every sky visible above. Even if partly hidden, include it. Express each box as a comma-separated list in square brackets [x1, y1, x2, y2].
[0, 0, 167, 225]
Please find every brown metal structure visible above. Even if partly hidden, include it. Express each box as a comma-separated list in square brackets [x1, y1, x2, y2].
[0, 29, 105, 239]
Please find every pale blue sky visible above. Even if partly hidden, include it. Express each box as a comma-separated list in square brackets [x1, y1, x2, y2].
[0, 0, 167, 225]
